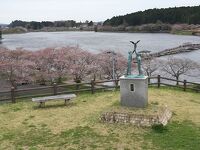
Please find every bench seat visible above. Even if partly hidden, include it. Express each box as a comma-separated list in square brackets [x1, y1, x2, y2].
[32, 94, 76, 107]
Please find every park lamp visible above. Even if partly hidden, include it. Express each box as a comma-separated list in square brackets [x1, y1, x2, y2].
[106, 51, 117, 80]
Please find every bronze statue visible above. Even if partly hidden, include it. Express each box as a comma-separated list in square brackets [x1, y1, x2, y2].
[126, 40, 144, 77]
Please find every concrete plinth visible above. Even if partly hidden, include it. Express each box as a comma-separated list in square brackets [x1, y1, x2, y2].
[120, 75, 148, 108]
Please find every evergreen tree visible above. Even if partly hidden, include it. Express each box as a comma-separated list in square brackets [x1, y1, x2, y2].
[104, 6, 200, 26]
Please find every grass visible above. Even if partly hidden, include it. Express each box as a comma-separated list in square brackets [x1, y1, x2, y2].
[0, 87, 200, 149]
[144, 121, 200, 150]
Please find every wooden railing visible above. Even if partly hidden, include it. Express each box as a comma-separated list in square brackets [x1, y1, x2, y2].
[0, 76, 199, 103]
[155, 75, 200, 92]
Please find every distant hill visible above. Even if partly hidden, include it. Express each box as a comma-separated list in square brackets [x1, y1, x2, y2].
[104, 6, 200, 26]
[0, 24, 8, 28]
[8, 20, 95, 30]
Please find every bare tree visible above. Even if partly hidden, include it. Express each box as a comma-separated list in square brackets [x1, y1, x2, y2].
[142, 56, 160, 77]
[162, 57, 198, 85]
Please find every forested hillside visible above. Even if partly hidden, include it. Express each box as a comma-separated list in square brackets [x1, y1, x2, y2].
[104, 6, 200, 26]
[9, 20, 94, 30]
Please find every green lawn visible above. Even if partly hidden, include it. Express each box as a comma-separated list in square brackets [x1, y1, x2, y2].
[0, 87, 200, 150]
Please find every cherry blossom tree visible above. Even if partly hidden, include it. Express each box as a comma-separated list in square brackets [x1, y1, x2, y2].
[31, 47, 71, 84]
[0, 48, 34, 88]
[0, 46, 130, 87]
[30, 48, 56, 85]
[98, 51, 127, 80]
[68, 47, 95, 83]
[47, 47, 71, 83]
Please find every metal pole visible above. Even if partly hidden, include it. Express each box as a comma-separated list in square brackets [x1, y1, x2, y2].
[107, 51, 116, 80]
[112, 52, 115, 80]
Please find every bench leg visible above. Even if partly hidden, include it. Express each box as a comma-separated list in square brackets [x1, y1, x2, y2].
[39, 102, 45, 108]
[65, 99, 69, 105]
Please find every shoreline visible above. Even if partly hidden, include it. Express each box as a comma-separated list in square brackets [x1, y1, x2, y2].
[2, 29, 200, 36]
[2, 29, 200, 37]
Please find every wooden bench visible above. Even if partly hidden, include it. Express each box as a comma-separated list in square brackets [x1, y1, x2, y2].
[32, 94, 76, 107]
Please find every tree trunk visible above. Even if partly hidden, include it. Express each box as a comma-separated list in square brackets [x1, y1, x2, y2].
[93, 74, 96, 81]
[176, 76, 179, 85]
[58, 76, 62, 84]
[10, 80, 17, 89]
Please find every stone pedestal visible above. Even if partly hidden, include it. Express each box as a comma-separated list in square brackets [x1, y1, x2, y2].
[120, 75, 148, 108]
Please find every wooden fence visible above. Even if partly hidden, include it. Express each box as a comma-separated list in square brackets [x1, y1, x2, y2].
[0, 75, 199, 103]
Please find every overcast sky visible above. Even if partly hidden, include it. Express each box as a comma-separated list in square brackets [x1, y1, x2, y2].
[1, 0, 199, 24]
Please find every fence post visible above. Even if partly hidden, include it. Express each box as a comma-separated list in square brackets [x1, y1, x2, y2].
[53, 83, 57, 95]
[91, 80, 95, 94]
[148, 77, 150, 84]
[157, 75, 160, 88]
[183, 80, 187, 91]
[11, 87, 16, 103]
[76, 83, 80, 91]
[114, 79, 118, 89]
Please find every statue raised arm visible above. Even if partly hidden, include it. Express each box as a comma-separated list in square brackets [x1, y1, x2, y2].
[126, 40, 144, 77]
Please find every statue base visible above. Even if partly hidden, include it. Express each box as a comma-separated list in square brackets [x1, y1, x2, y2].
[120, 75, 148, 108]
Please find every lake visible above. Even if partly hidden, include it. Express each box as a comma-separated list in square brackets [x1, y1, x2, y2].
[1, 31, 200, 81]
[1, 31, 200, 53]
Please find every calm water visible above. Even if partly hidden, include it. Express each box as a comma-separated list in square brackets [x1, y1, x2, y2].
[1, 31, 200, 81]
[1, 31, 200, 54]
